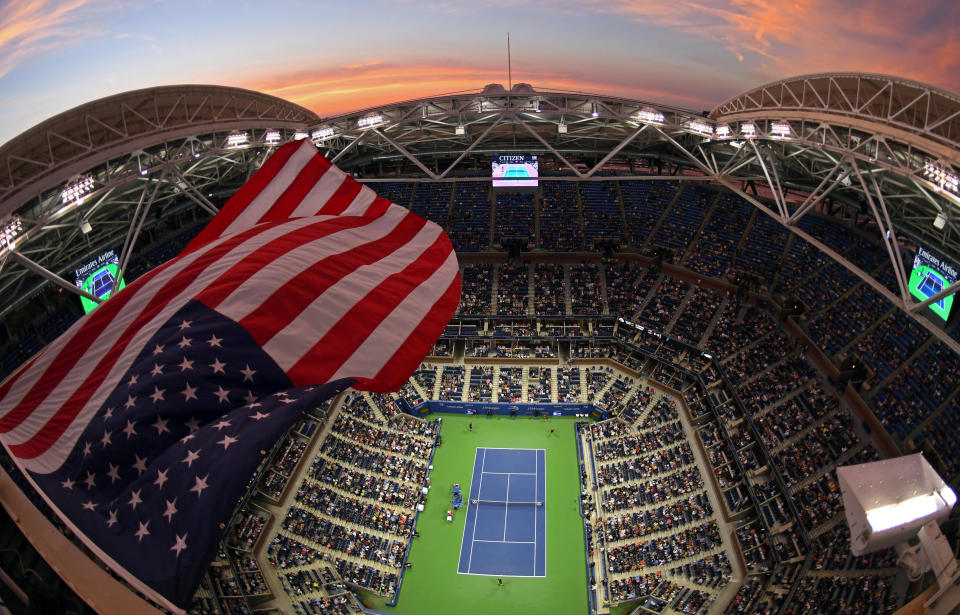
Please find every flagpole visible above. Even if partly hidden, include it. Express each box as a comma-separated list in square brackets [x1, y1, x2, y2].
[507, 32, 512, 90]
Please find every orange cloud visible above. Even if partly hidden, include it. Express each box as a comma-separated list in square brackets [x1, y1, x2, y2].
[238, 59, 716, 119]
[0, 0, 120, 80]
[592, 0, 960, 92]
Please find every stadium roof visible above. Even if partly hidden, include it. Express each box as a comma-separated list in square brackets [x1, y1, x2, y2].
[0, 73, 958, 352]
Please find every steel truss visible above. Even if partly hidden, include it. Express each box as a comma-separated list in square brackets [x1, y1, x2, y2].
[1, 75, 958, 354]
[0, 85, 316, 319]
[300, 76, 960, 355]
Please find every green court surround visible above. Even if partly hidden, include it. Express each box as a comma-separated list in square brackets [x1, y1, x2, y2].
[358, 413, 589, 615]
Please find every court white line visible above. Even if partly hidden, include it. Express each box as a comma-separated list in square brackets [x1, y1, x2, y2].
[466, 447, 486, 575]
[503, 474, 510, 541]
[473, 539, 536, 544]
[541, 448, 547, 577]
[533, 450, 538, 575]
[482, 471, 536, 475]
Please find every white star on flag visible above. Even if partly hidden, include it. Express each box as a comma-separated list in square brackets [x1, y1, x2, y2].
[209, 358, 226, 374]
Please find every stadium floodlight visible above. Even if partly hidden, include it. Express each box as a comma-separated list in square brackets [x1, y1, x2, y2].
[715, 124, 730, 138]
[61, 175, 95, 205]
[635, 108, 665, 124]
[686, 120, 713, 137]
[1, 217, 23, 251]
[293, 130, 309, 141]
[839, 454, 960, 613]
[357, 114, 383, 129]
[227, 132, 249, 148]
[934, 213, 948, 230]
[591, 104, 599, 118]
[771, 121, 791, 138]
[311, 127, 336, 142]
[558, 121, 567, 134]
[740, 122, 756, 138]
[924, 161, 959, 195]
[265, 130, 281, 145]
[839, 454, 955, 555]
[79, 220, 92, 235]
[455, 124, 466, 135]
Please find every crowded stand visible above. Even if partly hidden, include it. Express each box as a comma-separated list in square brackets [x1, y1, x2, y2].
[8, 172, 960, 615]
[457, 264, 493, 314]
[448, 182, 490, 251]
[494, 192, 534, 244]
[496, 263, 530, 316]
[533, 263, 566, 315]
[569, 262, 605, 315]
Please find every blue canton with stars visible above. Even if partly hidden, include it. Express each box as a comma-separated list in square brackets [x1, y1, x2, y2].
[29, 300, 355, 609]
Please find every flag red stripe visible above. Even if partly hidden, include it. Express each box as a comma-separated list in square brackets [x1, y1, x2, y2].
[183, 140, 303, 253]
[237, 211, 428, 346]
[4, 218, 338, 456]
[363, 197, 392, 219]
[286, 234, 453, 386]
[318, 179, 363, 216]
[257, 154, 333, 224]
[356, 272, 462, 392]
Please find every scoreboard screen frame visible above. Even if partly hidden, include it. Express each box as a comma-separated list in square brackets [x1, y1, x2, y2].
[492, 154, 539, 188]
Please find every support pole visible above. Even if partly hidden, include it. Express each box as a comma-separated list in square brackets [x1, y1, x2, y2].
[7, 250, 102, 305]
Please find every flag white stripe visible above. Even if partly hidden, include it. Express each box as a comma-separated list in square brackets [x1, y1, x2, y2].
[261, 223, 444, 370]
[0, 228, 223, 422]
[339, 186, 378, 217]
[330, 250, 458, 382]
[213, 204, 412, 320]
[220, 140, 316, 237]
[288, 164, 347, 218]
[8, 216, 333, 472]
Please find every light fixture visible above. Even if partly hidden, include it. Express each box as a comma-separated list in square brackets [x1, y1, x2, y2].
[591, 103, 599, 118]
[686, 120, 713, 136]
[558, 121, 567, 134]
[294, 130, 309, 141]
[227, 132, 249, 147]
[715, 124, 730, 138]
[357, 114, 383, 129]
[455, 124, 466, 135]
[265, 130, 281, 145]
[934, 213, 948, 230]
[79, 220, 92, 235]
[312, 127, 335, 142]
[924, 161, 959, 195]
[61, 175, 95, 205]
[771, 121, 791, 138]
[140, 168, 148, 176]
[741, 122, 755, 138]
[839, 453, 956, 556]
[1, 216, 23, 251]
[635, 108, 665, 124]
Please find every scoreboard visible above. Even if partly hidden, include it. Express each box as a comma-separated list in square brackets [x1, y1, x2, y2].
[492, 154, 538, 188]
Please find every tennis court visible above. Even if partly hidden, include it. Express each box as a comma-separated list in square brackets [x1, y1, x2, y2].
[457, 447, 546, 577]
[916, 268, 946, 309]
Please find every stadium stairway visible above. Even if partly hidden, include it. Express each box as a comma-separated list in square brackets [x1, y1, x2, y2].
[639, 185, 684, 253]
[664, 284, 697, 336]
[696, 292, 731, 349]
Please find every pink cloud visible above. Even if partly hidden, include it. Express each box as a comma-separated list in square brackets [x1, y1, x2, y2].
[0, 0, 122, 81]
[591, 0, 960, 92]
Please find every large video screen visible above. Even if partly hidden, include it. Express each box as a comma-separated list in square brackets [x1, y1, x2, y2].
[909, 246, 957, 322]
[74, 249, 126, 314]
[492, 154, 538, 188]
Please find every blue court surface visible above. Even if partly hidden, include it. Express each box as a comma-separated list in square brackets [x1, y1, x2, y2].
[917, 271, 946, 309]
[457, 448, 546, 577]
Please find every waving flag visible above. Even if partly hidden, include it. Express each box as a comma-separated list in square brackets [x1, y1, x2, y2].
[0, 139, 460, 612]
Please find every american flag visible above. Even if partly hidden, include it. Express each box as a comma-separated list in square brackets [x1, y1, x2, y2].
[0, 139, 460, 612]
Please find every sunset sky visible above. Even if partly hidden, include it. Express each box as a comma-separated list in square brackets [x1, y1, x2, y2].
[0, 0, 957, 146]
